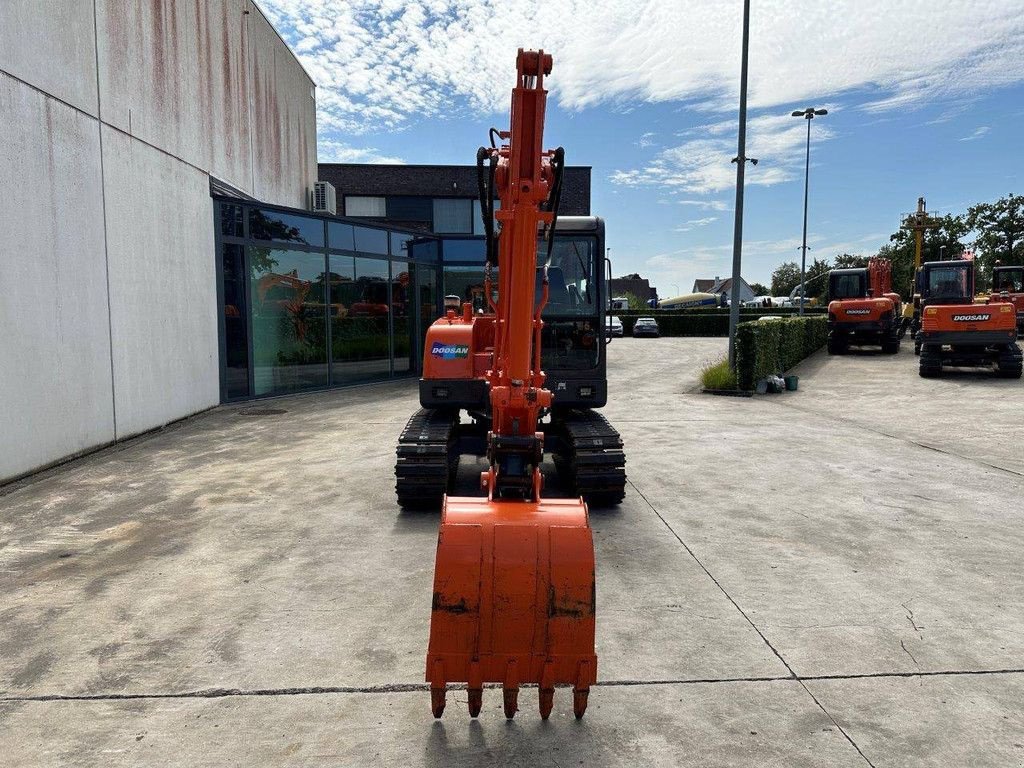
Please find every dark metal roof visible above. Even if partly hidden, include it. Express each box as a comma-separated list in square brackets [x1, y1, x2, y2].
[209, 176, 256, 200]
[318, 163, 591, 216]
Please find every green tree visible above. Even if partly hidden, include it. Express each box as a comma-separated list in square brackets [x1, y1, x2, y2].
[833, 253, 869, 269]
[771, 261, 801, 296]
[623, 292, 648, 310]
[803, 257, 833, 299]
[749, 282, 770, 296]
[965, 194, 1024, 287]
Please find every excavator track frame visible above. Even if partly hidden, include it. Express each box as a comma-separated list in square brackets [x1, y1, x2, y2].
[395, 408, 459, 509]
[553, 409, 627, 506]
[395, 408, 627, 510]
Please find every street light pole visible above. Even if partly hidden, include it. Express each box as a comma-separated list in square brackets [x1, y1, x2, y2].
[793, 107, 827, 315]
[727, 0, 756, 369]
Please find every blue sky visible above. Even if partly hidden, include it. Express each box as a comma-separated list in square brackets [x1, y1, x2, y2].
[260, 0, 1024, 295]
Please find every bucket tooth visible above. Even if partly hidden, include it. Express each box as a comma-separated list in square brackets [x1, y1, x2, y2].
[503, 687, 519, 719]
[539, 688, 554, 720]
[430, 687, 446, 718]
[573, 687, 589, 719]
[467, 688, 483, 717]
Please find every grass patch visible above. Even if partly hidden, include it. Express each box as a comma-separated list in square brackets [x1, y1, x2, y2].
[700, 358, 737, 391]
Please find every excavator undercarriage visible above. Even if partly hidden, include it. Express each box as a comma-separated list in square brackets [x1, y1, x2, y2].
[396, 408, 626, 511]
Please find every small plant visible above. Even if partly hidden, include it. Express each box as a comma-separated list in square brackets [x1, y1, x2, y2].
[701, 358, 737, 391]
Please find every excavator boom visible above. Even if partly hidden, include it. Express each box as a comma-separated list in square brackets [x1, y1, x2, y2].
[425, 50, 597, 721]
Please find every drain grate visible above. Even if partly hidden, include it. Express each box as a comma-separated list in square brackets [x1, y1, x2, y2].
[238, 407, 288, 417]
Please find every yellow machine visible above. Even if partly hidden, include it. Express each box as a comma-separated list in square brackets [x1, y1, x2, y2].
[899, 197, 942, 352]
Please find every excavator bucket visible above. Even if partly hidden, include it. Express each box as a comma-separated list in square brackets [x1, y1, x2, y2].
[426, 495, 597, 720]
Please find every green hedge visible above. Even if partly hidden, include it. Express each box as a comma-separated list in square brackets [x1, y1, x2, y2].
[734, 316, 828, 390]
[615, 308, 826, 318]
[616, 313, 727, 336]
[613, 309, 825, 337]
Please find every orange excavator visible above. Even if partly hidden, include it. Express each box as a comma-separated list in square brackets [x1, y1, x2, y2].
[988, 261, 1024, 335]
[917, 255, 1022, 378]
[826, 256, 902, 354]
[410, 50, 602, 721]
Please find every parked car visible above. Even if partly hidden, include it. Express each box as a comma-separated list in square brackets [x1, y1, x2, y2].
[605, 315, 624, 337]
[632, 316, 660, 337]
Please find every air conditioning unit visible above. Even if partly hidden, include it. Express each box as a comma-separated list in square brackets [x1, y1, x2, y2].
[311, 181, 337, 215]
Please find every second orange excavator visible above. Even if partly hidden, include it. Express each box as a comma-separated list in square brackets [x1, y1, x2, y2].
[405, 50, 615, 721]
[826, 256, 902, 354]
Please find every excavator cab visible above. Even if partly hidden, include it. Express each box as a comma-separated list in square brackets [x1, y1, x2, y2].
[993, 266, 1023, 294]
[990, 264, 1024, 334]
[919, 260, 972, 305]
[828, 268, 868, 300]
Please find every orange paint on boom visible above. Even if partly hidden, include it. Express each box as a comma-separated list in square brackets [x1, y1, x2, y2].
[424, 50, 598, 721]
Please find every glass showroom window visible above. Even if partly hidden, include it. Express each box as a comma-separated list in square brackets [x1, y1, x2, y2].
[444, 265, 488, 312]
[249, 247, 328, 395]
[391, 261, 414, 375]
[250, 208, 325, 246]
[332, 256, 392, 383]
[353, 225, 389, 255]
[221, 243, 250, 398]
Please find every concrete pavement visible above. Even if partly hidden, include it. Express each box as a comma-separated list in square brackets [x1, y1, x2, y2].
[2, 338, 1022, 766]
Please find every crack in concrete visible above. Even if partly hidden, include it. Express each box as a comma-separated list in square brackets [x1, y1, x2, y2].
[4, 668, 1024, 704]
[768, 400, 1024, 480]
[900, 640, 920, 667]
[626, 478, 877, 768]
[902, 601, 924, 637]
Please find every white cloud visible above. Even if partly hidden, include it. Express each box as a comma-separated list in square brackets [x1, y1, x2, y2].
[610, 113, 834, 194]
[318, 139, 405, 164]
[677, 199, 730, 212]
[636, 132, 656, 149]
[959, 126, 991, 141]
[673, 216, 718, 232]
[259, 0, 1024, 141]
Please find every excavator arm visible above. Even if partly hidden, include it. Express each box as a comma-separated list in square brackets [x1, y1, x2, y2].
[425, 49, 597, 721]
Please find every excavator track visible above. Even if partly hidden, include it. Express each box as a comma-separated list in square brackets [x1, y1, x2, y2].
[554, 409, 626, 506]
[395, 408, 459, 509]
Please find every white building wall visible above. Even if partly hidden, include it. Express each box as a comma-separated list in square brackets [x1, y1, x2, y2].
[0, 0, 317, 482]
[101, 128, 220, 438]
[0, 75, 115, 481]
[0, 0, 99, 115]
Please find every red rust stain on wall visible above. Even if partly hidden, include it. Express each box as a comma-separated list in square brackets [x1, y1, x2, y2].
[220, 0, 235, 152]
[196, 0, 215, 158]
[150, 0, 167, 109]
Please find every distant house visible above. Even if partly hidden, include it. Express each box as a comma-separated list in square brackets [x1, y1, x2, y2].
[609, 274, 658, 305]
[691, 276, 756, 303]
